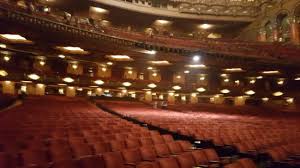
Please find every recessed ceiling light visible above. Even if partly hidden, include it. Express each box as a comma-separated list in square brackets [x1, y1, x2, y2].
[106, 55, 133, 61]
[28, 73, 40, 80]
[3, 55, 11, 62]
[197, 87, 206, 92]
[185, 64, 206, 68]
[147, 67, 154, 70]
[273, 91, 283, 97]
[148, 83, 157, 88]
[262, 97, 269, 102]
[199, 76, 205, 81]
[0, 44, 6, 48]
[148, 60, 171, 65]
[261, 70, 280, 74]
[72, 64, 78, 69]
[224, 79, 230, 82]
[58, 83, 67, 86]
[21, 80, 32, 83]
[249, 79, 256, 84]
[184, 70, 190, 74]
[256, 76, 263, 79]
[0, 34, 32, 43]
[122, 82, 132, 87]
[39, 60, 46, 66]
[223, 68, 244, 72]
[155, 19, 171, 25]
[220, 89, 230, 94]
[286, 97, 294, 104]
[295, 77, 300, 81]
[107, 62, 113, 65]
[144, 50, 157, 55]
[277, 80, 284, 85]
[56, 46, 88, 54]
[58, 54, 66, 58]
[172, 85, 181, 90]
[220, 74, 228, 78]
[245, 90, 255, 95]
[198, 24, 213, 29]
[63, 77, 74, 83]
[152, 73, 158, 77]
[193, 55, 200, 62]
[0, 70, 8, 77]
[90, 6, 109, 14]
[94, 80, 104, 85]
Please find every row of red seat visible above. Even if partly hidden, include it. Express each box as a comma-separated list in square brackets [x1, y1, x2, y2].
[0, 96, 258, 168]
[98, 100, 300, 166]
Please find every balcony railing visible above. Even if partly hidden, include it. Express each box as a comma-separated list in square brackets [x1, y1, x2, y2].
[0, 1, 300, 63]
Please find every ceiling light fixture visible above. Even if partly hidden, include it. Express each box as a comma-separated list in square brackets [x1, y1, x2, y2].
[193, 55, 200, 62]
[58, 54, 65, 59]
[72, 64, 78, 69]
[262, 97, 269, 102]
[148, 83, 157, 88]
[90, 6, 109, 14]
[0, 44, 6, 48]
[0, 70, 8, 77]
[220, 89, 230, 94]
[122, 82, 132, 87]
[197, 87, 206, 92]
[56, 46, 88, 54]
[94, 80, 104, 85]
[27, 73, 40, 80]
[245, 90, 255, 95]
[184, 70, 190, 74]
[185, 64, 206, 68]
[224, 68, 244, 72]
[0, 34, 32, 43]
[106, 55, 133, 61]
[63, 77, 74, 83]
[3, 55, 10, 62]
[145, 50, 157, 55]
[107, 62, 113, 65]
[172, 85, 181, 90]
[261, 70, 280, 74]
[273, 91, 283, 97]
[249, 79, 256, 84]
[39, 60, 46, 66]
[198, 24, 213, 29]
[294, 77, 300, 81]
[152, 73, 158, 77]
[148, 60, 171, 65]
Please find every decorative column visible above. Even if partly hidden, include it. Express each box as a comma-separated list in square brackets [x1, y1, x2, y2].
[2, 81, 15, 94]
[257, 29, 267, 42]
[66, 86, 76, 97]
[190, 93, 198, 104]
[35, 84, 45, 96]
[167, 92, 175, 105]
[234, 96, 246, 106]
[144, 91, 152, 102]
[290, 16, 300, 45]
[272, 22, 279, 42]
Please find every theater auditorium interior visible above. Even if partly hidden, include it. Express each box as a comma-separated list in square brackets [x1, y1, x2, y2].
[1, 0, 300, 168]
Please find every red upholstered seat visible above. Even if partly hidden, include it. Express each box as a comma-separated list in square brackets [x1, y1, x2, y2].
[93, 142, 112, 154]
[154, 144, 171, 157]
[157, 157, 180, 168]
[78, 155, 105, 168]
[167, 142, 184, 155]
[139, 147, 157, 161]
[237, 158, 257, 168]
[175, 152, 196, 168]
